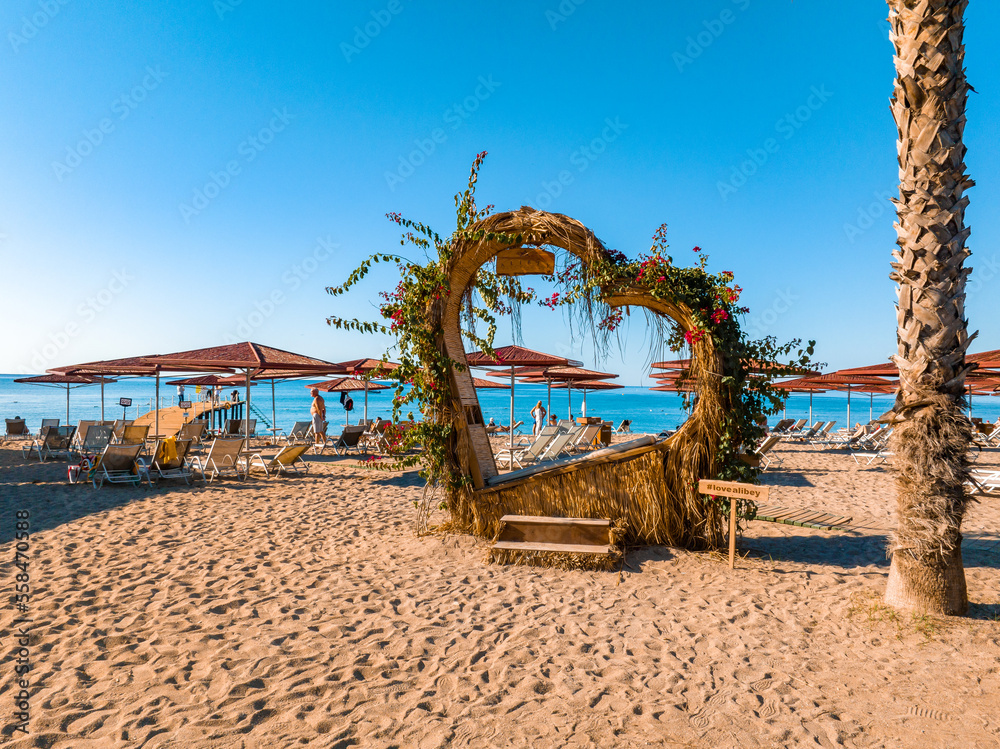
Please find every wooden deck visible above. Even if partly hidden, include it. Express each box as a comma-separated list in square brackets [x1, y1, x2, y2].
[134, 401, 236, 437]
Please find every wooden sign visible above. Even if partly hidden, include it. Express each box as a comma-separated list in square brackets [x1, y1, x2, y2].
[697, 479, 769, 502]
[495, 247, 555, 276]
[698, 479, 768, 570]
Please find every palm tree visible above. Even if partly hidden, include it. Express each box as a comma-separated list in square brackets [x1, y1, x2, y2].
[885, 0, 974, 615]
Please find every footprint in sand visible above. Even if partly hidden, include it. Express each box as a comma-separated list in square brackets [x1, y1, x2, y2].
[688, 708, 712, 730]
[751, 677, 774, 692]
[907, 705, 952, 721]
[759, 700, 779, 719]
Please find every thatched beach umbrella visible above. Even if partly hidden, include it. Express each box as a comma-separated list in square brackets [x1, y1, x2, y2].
[472, 377, 510, 389]
[492, 365, 615, 417]
[795, 372, 897, 429]
[465, 345, 578, 451]
[60, 342, 345, 440]
[13, 373, 115, 424]
[335, 358, 400, 422]
[307, 377, 389, 426]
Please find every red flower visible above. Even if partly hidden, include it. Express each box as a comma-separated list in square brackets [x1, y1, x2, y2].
[692, 246, 702, 253]
[711, 309, 729, 324]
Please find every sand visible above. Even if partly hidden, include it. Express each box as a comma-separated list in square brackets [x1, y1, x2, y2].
[1, 438, 999, 748]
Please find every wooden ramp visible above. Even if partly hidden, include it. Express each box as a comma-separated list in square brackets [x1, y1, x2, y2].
[754, 504, 852, 531]
[134, 401, 234, 437]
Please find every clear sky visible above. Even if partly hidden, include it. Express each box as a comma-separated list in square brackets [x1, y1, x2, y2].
[2, 1, 998, 384]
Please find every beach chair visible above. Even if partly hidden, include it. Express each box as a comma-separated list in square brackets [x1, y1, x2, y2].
[746, 434, 783, 470]
[967, 469, 1000, 496]
[974, 422, 1000, 447]
[786, 421, 822, 442]
[22, 425, 76, 461]
[615, 419, 631, 434]
[495, 427, 558, 469]
[73, 420, 98, 448]
[539, 430, 578, 461]
[38, 418, 59, 437]
[770, 419, 794, 434]
[111, 420, 133, 442]
[190, 438, 247, 482]
[5, 419, 29, 441]
[87, 443, 149, 488]
[148, 438, 196, 484]
[282, 420, 313, 446]
[804, 421, 837, 444]
[244, 443, 312, 477]
[119, 424, 150, 446]
[223, 418, 256, 439]
[73, 424, 113, 459]
[329, 425, 367, 456]
[177, 421, 208, 446]
[571, 423, 604, 452]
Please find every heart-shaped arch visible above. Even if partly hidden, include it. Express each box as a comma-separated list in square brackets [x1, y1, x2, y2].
[434, 207, 740, 550]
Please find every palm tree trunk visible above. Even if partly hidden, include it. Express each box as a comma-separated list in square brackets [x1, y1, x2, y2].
[885, 0, 974, 615]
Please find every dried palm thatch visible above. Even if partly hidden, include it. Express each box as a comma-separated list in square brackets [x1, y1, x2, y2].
[885, 0, 974, 615]
[428, 207, 742, 556]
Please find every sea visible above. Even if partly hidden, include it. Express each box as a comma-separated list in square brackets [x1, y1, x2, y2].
[3, 374, 997, 436]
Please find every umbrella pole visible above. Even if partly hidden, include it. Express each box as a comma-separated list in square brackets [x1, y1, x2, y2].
[509, 366, 515, 451]
[155, 371, 160, 437]
[66, 384, 70, 425]
[364, 380, 369, 422]
[245, 371, 251, 440]
[968, 385, 973, 417]
[809, 392, 813, 424]
[568, 385, 572, 420]
[101, 378, 105, 421]
[846, 385, 851, 430]
[870, 392, 874, 422]
[547, 378, 551, 416]
[582, 388, 587, 417]
[271, 379, 277, 442]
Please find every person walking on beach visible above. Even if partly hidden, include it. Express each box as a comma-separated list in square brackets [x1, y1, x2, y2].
[310, 388, 327, 447]
[531, 401, 547, 436]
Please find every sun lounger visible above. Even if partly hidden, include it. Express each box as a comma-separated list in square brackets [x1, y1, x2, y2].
[571, 424, 603, 452]
[243, 443, 312, 477]
[22, 425, 76, 461]
[87, 443, 149, 488]
[148, 438, 196, 484]
[539, 430, 579, 461]
[496, 427, 558, 469]
[223, 419, 256, 439]
[111, 420, 133, 441]
[73, 420, 97, 448]
[119, 424, 150, 446]
[615, 419, 631, 434]
[73, 424, 113, 459]
[329, 425, 367, 456]
[967, 469, 1000, 495]
[745, 434, 783, 470]
[284, 420, 313, 445]
[769, 419, 795, 434]
[190, 438, 247, 482]
[178, 421, 208, 445]
[5, 418, 29, 441]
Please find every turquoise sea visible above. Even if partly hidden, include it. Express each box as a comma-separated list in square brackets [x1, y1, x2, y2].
[2, 374, 996, 436]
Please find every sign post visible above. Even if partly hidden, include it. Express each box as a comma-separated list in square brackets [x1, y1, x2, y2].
[697, 479, 769, 570]
[119, 397, 132, 421]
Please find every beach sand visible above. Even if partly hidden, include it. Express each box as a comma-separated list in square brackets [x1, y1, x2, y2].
[1, 438, 999, 747]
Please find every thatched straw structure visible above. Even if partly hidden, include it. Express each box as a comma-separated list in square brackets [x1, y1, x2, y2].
[429, 208, 742, 553]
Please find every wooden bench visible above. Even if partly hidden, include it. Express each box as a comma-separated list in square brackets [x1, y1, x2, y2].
[754, 504, 852, 531]
[492, 515, 613, 556]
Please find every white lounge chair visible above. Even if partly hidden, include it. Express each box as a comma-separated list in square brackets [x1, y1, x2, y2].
[190, 438, 247, 482]
[22, 425, 76, 462]
[86, 443, 149, 488]
[148, 438, 196, 484]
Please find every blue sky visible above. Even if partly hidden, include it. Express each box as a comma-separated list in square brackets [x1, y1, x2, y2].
[2, 1, 999, 384]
